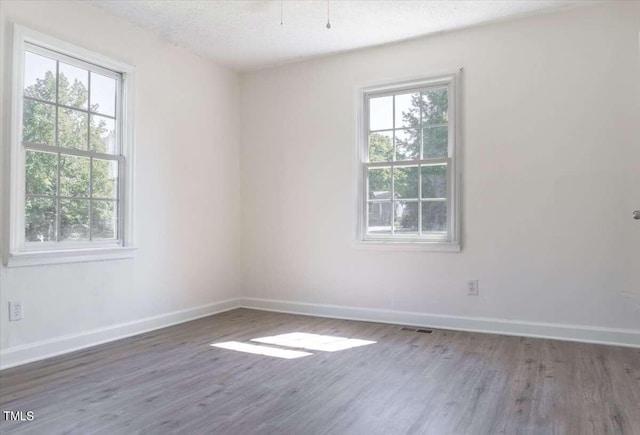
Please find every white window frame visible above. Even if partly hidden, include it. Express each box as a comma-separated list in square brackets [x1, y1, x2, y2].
[4, 24, 136, 267]
[355, 72, 462, 252]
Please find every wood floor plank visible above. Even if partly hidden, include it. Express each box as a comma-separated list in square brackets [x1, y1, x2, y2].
[1, 308, 639, 434]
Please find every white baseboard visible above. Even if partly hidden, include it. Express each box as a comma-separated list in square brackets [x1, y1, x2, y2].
[3, 296, 638, 370]
[239, 297, 640, 348]
[0, 298, 241, 370]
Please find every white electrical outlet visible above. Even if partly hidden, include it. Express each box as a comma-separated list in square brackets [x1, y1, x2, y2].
[9, 300, 24, 321]
[467, 280, 479, 296]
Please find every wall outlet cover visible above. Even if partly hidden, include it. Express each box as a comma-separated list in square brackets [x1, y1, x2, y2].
[468, 280, 479, 296]
[9, 300, 24, 321]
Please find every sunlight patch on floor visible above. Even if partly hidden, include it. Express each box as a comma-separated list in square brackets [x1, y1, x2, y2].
[251, 332, 377, 352]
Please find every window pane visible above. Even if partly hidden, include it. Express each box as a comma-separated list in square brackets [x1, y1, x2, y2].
[60, 155, 90, 197]
[23, 51, 56, 102]
[26, 150, 57, 196]
[367, 202, 392, 234]
[92, 159, 118, 199]
[394, 92, 420, 129]
[90, 72, 116, 117]
[59, 108, 88, 150]
[394, 201, 418, 233]
[422, 201, 447, 233]
[58, 62, 89, 109]
[421, 164, 447, 198]
[394, 166, 418, 199]
[60, 199, 89, 240]
[90, 115, 116, 154]
[369, 96, 392, 131]
[368, 167, 391, 199]
[25, 197, 56, 242]
[395, 129, 419, 160]
[421, 88, 448, 126]
[423, 126, 448, 159]
[368, 131, 392, 162]
[92, 200, 117, 240]
[23, 100, 55, 145]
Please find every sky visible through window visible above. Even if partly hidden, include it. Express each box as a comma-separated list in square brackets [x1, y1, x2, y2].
[24, 51, 116, 116]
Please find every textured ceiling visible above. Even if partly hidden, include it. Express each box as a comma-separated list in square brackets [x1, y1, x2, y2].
[88, 0, 586, 71]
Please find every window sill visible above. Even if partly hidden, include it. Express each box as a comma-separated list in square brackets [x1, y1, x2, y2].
[5, 246, 137, 267]
[353, 240, 461, 252]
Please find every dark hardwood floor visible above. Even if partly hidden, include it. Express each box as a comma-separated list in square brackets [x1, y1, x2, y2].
[1, 308, 639, 434]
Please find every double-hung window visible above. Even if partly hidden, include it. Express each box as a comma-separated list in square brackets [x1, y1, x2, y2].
[6, 25, 135, 266]
[358, 74, 461, 250]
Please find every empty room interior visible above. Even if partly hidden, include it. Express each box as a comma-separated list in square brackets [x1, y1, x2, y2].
[0, 0, 639, 433]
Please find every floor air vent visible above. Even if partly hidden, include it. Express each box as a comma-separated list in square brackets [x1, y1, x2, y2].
[401, 327, 434, 334]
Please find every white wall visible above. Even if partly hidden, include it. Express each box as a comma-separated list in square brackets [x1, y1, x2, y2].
[240, 3, 640, 333]
[0, 1, 242, 361]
